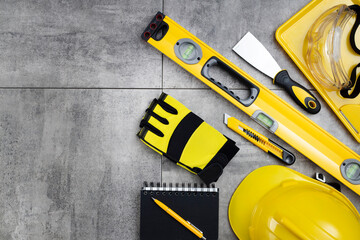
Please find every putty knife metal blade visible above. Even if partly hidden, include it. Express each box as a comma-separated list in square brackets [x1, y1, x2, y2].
[233, 32, 281, 78]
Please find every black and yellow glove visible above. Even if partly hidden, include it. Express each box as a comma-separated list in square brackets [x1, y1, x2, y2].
[137, 93, 239, 185]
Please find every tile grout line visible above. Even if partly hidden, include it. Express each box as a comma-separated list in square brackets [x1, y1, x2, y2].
[160, 0, 165, 184]
[161, 0, 165, 88]
[0, 87, 319, 91]
[162, 55, 164, 86]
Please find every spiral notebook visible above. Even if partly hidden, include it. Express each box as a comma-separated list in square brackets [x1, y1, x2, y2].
[140, 182, 219, 240]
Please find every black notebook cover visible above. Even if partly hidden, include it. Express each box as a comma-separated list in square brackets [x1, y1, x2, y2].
[140, 183, 219, 240]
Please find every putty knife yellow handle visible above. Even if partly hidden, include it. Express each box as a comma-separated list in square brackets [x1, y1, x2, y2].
[274, 70, 320, 114]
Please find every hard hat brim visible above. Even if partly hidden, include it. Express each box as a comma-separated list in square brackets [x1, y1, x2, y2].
[228, 165, 314, 239]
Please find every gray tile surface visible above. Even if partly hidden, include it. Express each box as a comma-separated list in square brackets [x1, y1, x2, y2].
[0, 89, 162, 239]
[0, 0, 359, 240]
[0, 0, 162, 88]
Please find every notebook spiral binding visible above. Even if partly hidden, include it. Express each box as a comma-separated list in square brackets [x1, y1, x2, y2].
[142, 181, 218, 193]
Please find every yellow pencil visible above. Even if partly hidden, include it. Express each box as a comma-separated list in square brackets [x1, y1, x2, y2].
[152, 197, 206, 240]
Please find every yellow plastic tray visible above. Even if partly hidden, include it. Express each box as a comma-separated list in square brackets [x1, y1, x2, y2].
[276, 0, 360, 143]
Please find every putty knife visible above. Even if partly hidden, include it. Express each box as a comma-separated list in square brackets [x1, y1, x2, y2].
[233, 32, 321, 114]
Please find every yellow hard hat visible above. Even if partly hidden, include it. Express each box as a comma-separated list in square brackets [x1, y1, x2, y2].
[228, 165, 360, 240]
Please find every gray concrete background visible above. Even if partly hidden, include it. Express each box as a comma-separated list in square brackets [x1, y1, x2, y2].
[0, 0, 359, 239]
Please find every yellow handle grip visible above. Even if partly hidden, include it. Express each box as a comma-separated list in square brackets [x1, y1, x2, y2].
[274, 70, 321, 114]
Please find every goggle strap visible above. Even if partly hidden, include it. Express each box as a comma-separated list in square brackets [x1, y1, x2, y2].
[349, 5, 360, 55]
[340, 62, 360, 98]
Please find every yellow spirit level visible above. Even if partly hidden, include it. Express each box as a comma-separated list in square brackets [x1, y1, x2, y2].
[141, 12, 360, 195]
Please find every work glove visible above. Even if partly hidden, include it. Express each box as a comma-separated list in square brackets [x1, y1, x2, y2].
[137, 92, 239, 185]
